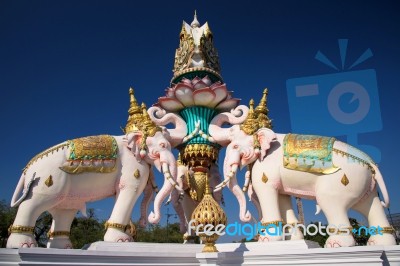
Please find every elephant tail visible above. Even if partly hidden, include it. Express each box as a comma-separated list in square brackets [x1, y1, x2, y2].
[10, 172, 36, 208]
[371, 164, 389, 208]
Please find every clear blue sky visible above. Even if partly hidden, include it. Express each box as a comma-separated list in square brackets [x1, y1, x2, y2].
[1, 1, 399, 243]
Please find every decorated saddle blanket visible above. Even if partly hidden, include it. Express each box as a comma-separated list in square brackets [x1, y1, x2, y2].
[283, 134, 340, 174]
[60, 135, 118, 174]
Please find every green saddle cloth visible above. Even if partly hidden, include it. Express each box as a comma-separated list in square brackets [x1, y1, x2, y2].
[283, 134, 340, 174]
[60, 135, 118, 174]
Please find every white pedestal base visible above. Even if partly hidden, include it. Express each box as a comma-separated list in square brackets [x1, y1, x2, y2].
[0, 241, 399, 266]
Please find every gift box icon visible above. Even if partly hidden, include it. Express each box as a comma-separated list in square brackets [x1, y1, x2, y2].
[286, 39, 382, 162]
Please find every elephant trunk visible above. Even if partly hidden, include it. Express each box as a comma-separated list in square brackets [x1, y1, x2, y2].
[139, 171, 155, 228]
[223, 162, 252, 222]
[148, 155, 182, 224]
[209, 105, 249, 146]
[171, 190, 187, 233]
[147, 106, 187, 147]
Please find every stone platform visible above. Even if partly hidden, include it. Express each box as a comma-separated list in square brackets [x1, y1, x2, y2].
[0, 241, 399, 265]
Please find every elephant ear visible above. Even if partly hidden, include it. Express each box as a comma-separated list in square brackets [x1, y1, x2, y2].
[125, 132, 143, 158]
[257, 128, 277, 159]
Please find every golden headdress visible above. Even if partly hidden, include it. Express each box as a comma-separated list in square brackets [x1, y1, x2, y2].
[240, 99, 259, 135]
[139, 103, 162, 137]
[255, 88, 272, 129]
[125, 87, 143, 134]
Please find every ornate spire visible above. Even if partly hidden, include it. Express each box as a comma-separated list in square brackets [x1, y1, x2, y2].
[256, 88, 273, 129]
[172, 12, 221, 84]
[125, 87, 143, 133]
[240, 99, 259, 135]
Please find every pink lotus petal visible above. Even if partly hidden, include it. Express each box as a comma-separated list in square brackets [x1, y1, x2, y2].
[210, 81, 222, 89]
[193, 88, 216, 107]
[215, 98, 240, 112]
[191, 76, 201, 85]
[181, 78, 192, 86]
[193, 79, 208, 90]
[211, 84, 228, 107]
[158, 97, 185, 112]
[174, 83, 194, 107]
[166, 88, 175, 97]
[201, 75, 212, 86]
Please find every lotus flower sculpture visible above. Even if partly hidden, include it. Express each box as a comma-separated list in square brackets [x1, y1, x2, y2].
[157, 76, 240, 113]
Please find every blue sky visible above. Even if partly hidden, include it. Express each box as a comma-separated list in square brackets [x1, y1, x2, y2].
[1, 1, 399, 243]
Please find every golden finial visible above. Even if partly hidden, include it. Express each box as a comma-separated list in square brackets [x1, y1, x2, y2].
[255, 88, 269, 115]
[125, 87, 143, 134]
[240, 99, 260, 135]
[256, 88, 273, 129]
[140, 103, 161, 137]
[190, 173, 227, 252]
[191, 10, 200, 28]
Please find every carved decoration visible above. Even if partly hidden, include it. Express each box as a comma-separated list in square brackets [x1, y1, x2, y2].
[45, 175, 53, 187]
[341, 174, 350, 186]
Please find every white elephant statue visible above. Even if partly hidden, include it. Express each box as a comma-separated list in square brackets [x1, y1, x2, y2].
[210, 101, 396, 248]
[7, 107, 186, 249]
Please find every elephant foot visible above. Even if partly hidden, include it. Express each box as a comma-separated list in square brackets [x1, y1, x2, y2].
[367, 233, 396, 246]
[104, 228, 133, 243]
[258, 230, 283, 242]
[324, 234, 355, 248]
[6, 233, 37, 248]
[183, 233, 196, 244]
[285, 227, 304, 241]
[47, 237, 73, 249]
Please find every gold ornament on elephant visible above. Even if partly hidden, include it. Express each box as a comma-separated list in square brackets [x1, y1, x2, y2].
[341, 174, 350, 186]
[45, 175, 53, 187]
[261, 173, 268, 183]
[134, 169, 140, 179]
[125, 87, 143, 134]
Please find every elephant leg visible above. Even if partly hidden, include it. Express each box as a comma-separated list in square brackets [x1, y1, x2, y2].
[7, 194, 58, 248]
[47, 209, 77, 249]
[278, 194, 303, 240]
[104, 188, 142, 242]
[352, 190, 396, 246]
[316, 191, 355, 248]
[256, 186, 283, 243]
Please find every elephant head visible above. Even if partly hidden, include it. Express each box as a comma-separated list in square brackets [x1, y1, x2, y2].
[208, 105, 254, 222]
[125, 106, 186, 224]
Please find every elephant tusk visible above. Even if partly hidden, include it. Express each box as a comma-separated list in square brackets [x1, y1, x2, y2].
[242, 169, 251, 192]
[162, 163, 184, 194]
[213, 170, 236, 192]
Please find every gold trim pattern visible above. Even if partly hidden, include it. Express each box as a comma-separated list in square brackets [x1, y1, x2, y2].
[23, 143, 69, 173]
[333, 148, 376, 174]
[328, 226, 353, 234]
[380, 226, 396, 234]
[180, 144, 219, 167]
[8, 225, 35, 235]
[260, 220, 284, 226]
[47, 231, 70, 238]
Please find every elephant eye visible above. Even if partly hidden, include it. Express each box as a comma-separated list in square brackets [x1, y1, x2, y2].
[160, 143, 166, 148]
[233, 144, 239, 149]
